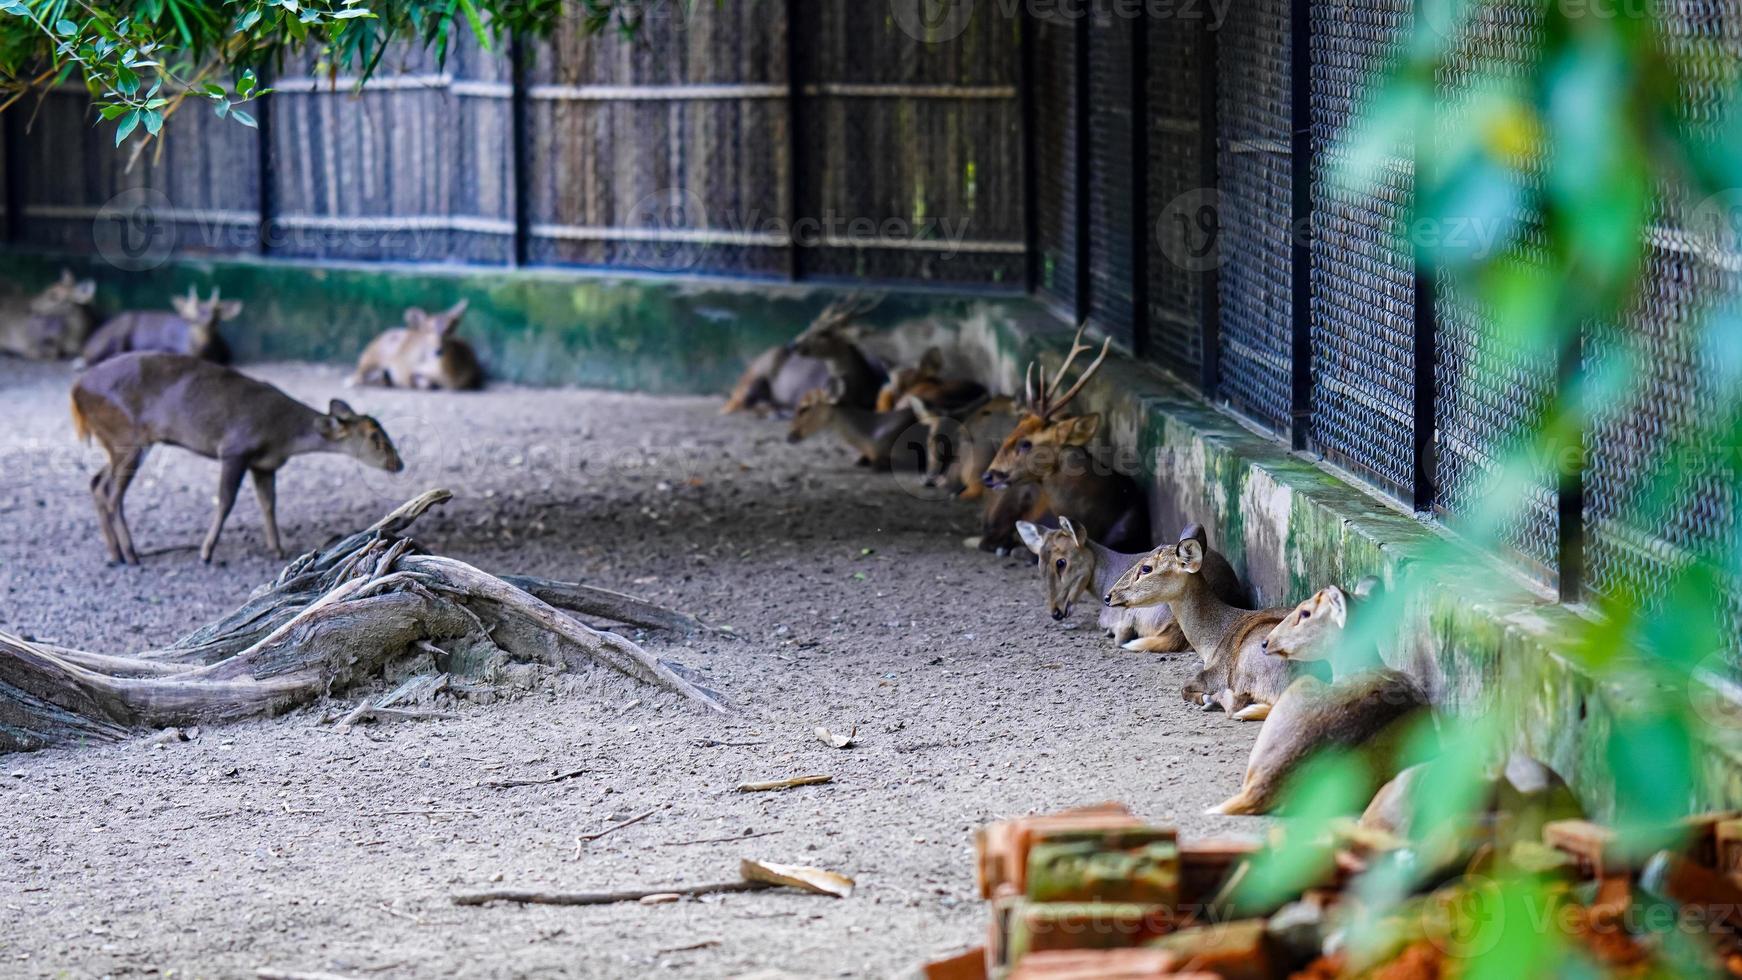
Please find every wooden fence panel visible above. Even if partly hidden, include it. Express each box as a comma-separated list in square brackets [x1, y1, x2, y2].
[13, 90, 259, 264]
[523, 0, 790, 276]
[268, 34, 514, 264]
[791, 1, 1024, 286]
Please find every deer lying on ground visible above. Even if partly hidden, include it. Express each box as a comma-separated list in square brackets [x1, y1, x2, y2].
[906, 394, 1054, 553]
[721, 345, 832, 415]
[351, 299, 483, 390]
[981, 324, 1150, 553]
[1361, 753, 1580, 841]
[1208, 667, 1429, 816]
[876, 346, 986, 414]
[1260, 577, 1384, 662]
[1, 269, 97, 360]
[785, 379, 916, 470]
[72, 352, 404, 565]
[908, 394, 1014, 500]
[1106, 528, 1325, 719]
[786, 296, 888, 411]
[1018, 519, 1245, 652]
[82, 286, 239, 366]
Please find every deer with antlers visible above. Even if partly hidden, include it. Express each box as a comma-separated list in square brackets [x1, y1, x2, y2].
[721, 295, 884, 416]
[980, 324, 1151, 553]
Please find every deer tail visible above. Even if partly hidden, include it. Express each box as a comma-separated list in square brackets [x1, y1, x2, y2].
[70, 391, 92, 445]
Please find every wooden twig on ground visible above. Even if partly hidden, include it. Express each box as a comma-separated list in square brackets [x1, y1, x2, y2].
[338, 705, 459, 729]
[257, 971, 367, 980]
[575, 808, 657, 843]
[453, 880, 773, 907]
[736, 774, 832, 793]
[660, 830, 783, 848]
[483, 767, 589, 789]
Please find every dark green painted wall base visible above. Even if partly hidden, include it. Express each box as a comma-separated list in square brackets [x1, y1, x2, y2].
[6, 250, 1739, 816]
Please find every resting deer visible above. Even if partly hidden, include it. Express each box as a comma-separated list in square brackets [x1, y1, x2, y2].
[908, 394, 1014, 501]
[786, 295, 888, 411]
[980, 324, 1150, 553]
[352, 299, 482, 390]
[1261, 577, 1384, 662]
[1361, 753, 1579, 840]
[721, 345, 832, 415]
[82, 286, 239, 366]
[72, 352, 404, 565]
[1018, 519, 1245, 652]
[1, 269, 97, 360]
[1209, 667, 1429, 816]
[1106, 528, 1325, 719]
[786, 380, 916, 470]
[876, 347, 986, 414]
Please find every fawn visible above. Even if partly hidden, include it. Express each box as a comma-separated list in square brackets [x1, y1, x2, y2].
[1210, 667, 1429, 816]
[1, 269, 97, 360]
[1105, 528, 1325, 719]
[786, 379, 917, 470]
[71, 352, 403, 565]
[1018, 519, 1245, 653]
[786, 296, 888, 411]
[82, 286, 240, 366]
[352, 299, 483, 390]
[876, 347, 987, 414]
[981, 324, 1150, 553]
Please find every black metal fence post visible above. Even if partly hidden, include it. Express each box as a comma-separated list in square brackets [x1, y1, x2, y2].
[510, 32, 531, 268]
[1197, 14, 1220, 396]
[1129, 9, 1150, 359]
[1558, 335, 1586, 603]
[1, 106, 21, 244]
[1288, 0, 1313, 451]
[256, 72, 275, 257]
[1020, 9, 1040, 294]
[1074, 7, 1092, 321]
[786, 0, 805, 283]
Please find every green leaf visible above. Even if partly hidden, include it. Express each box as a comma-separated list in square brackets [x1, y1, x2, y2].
[203, 82, 225, 98]
[54, 18, 78, 35]
[237, 6, 261, 31]
[0, 1, 31, 16]
[98, 104, 129, 120]
[213, 99, 229, 119]
[143, 109, 162, 136]
[237, 69, 256, 97]
[457, 0, 491, 51]
[115, 110, 141, 145]
[332, 8, 373, 18]
[230, 109, 257, 128]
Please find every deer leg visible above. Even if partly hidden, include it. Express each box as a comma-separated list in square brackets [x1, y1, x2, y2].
[200, 457, 249, 564]
[88, 465, 122, 564]
[250, 467, 282, 559]
[107, 447, 147, 565]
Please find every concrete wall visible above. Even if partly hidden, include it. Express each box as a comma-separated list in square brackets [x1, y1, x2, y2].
[7, 251, 1739, 816]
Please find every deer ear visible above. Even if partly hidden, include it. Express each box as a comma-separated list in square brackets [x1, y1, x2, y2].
[919, 347, 944, 375]
[444, 298, 470, 324]
[59, 268, 76, 286]
[217, 299, 243, 321]
[1353, 575, 1383, 602]
[171, 292, 197, 320]
[404, 307, 430, 329]
[1059, 515, 1085, 546]
[1323, 586, 1349, 628]
[1017, 521, 1047, 556]
[328, 399, 359, 422]
[904, 395, 940, 424]
[71, 279, 97, 304]
[1059, 413, 1101, 445]
[1176, 537, 1204, 573]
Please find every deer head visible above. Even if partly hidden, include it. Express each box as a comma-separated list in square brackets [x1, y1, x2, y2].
[788, 294, 881, 358]
[981, 322, 1110, 489]
[1018, 516, 1100, 621]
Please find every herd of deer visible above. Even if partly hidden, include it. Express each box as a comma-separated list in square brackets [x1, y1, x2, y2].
[729, 297, 1471, 821]
[3, 271, 485, 564]
[7, 280, 1512, 822]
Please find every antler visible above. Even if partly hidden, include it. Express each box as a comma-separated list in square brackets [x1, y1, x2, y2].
[1027, 321, 1111, 420]
[811, 293, 883, 333]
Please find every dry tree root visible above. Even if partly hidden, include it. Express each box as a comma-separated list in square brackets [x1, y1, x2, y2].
[0, 489, 726, 754]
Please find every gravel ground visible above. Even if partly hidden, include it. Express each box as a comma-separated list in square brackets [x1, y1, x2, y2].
[0, 358, 1262, 980]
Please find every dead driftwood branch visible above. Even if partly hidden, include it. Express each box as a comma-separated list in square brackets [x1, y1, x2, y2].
[0, 490, 726, 754]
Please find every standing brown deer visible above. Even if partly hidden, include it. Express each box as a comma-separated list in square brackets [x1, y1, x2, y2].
[82, 286, 240, 366]
[71, 352, 404, 565]
[980, 324, 1150, 553]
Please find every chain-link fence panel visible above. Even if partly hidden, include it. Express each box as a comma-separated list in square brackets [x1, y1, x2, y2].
[1308, 0, 1416, 500]
[1216, 0, 1295, 434]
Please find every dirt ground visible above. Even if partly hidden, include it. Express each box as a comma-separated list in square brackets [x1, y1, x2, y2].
[0, 358, 1263, 980]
